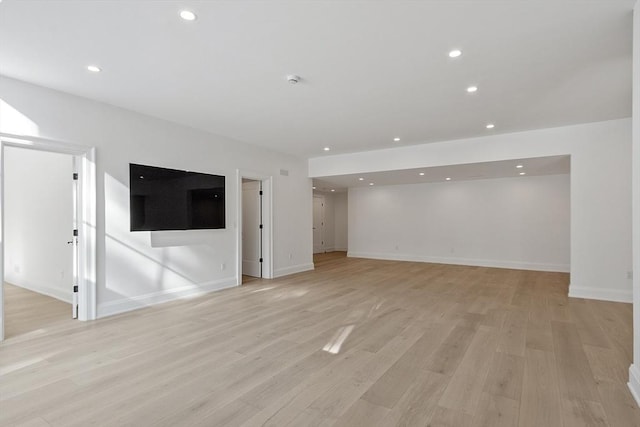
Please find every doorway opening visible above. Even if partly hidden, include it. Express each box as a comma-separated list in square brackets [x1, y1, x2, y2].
[0, 133, 97, 341]
[242, 178, 263, 280]
[236, 171, 272, 284]
[3, 147, 76, 338]
[313, 195, 325, 254]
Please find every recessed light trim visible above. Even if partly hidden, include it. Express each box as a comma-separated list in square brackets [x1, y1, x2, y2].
[323, 147, 330, 151]
[180, 10, 197, 21]
[466, 86, 478, 93]
[393, 137, 400, 142]
[486, 123, 495, 129]
[516, 164, 524, 169]
[519, 172, 526, 175]
[446, 177, 452, 181]
[358, 177, 364, 181]
[369, 183, 374, 186]
[87, 65, 101, 73]
[312, 186, 316, 189]
[448, 49, 462, 58]
[419, 172, 425, 176]
[331, 189, 335, 192]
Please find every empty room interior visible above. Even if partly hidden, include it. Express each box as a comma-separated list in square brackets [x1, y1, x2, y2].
[1, 1, 640, 426]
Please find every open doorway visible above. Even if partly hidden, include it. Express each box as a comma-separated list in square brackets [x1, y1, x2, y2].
[2, 146, 76, 338]
[0, 134, 97, 342]
[313, 195, 325, 254]
[242, 179, 262, 280]
[236, 171, 272, 284]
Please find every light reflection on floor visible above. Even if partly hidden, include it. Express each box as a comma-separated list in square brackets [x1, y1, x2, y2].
[322, 324, 354, 355]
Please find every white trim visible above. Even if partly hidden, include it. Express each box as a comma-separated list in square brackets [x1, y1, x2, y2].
[629, 364, 640, 407]
[4, 278, 72, 304]
[568, 284, 633, 303]
[236, 170, 274, 284]
[334, 247, 348, 252]
[0, 132, 97, 341]
[97, 277, 236, 318]
[273, 263, 315, 278]
[347, 251, 569, 273]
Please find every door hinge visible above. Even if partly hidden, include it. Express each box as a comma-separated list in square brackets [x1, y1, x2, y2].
[73, 229, 78, 237]
[73, 173, 78, 180]
[259, 258, 263, 263]
[259, 224, 263, 229]
[259, 190, 263, 196]
[73, 285, 78, 292]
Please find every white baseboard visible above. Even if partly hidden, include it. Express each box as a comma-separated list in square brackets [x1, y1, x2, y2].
[568, 284, 633, 303]
[334, 247, 348, 252]
[4, 276, 72, 304]
[629, 364, 640, 407]
[97, 277, 237, 318]
[347, 251, 569, 273]
[273, 263, 314, 278]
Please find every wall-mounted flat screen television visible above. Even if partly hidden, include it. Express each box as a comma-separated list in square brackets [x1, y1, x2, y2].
[130, 163, 225, 231]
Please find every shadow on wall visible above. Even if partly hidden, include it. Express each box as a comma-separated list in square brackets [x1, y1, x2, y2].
[0, 99, 40, 136]
[104, 173, 234, 302]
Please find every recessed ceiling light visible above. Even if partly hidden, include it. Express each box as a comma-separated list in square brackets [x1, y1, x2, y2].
[446, 177, 452, 181]
[358, 177, 364, 181]
[87, 65, 101, 73]
[516, 164, 524, 168]
[369, 183, 374, 186]
[323, 147, 330, 151]
[331, 189, 335, 192]
[419, 172, 425, 176]
[466, 86, 478, 93]
[448, 49, 462, 58]
[393, 137, 400, 142]
[312, 186, 316, 189]
[519, 172, 526, 175]
[486, 123, 495, 129]
[180, 10, 197, 21]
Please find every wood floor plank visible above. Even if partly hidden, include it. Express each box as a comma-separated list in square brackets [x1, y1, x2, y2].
[438, 326, 499, 415]
[551, 321, 600, 401]
[519, 348, 562, 427]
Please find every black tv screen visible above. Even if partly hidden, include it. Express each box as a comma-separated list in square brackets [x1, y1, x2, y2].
[130, 163, 225, 231]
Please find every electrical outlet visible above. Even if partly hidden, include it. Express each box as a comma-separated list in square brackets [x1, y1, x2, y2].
[220, 263, 226, 271]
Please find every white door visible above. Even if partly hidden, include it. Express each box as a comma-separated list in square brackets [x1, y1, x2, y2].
[242, 180, 261, 277]
[313, 196, 325, 254]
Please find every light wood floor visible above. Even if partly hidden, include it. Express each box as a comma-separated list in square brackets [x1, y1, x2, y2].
[3, 283, 71, 339]
[1, 252, 639, 426]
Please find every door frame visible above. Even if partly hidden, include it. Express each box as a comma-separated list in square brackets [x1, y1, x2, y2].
[236, 170, 273, 283]
[0, 132, 97, 341]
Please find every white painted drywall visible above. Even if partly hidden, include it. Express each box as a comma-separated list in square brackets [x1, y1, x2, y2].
[629, 0, 640, 407]
[334, 192, 348, 251]
[348, 174, 570, 272]
[3, 147, 73, 303]
[0, 76, 313, 318]
[311, 118, 632, 302]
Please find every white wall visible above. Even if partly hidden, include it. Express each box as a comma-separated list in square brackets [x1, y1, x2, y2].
[334, 192, 348, 251]
[4, 147, 73, 303]
[0, 76, 313, 318]
[349, 174, 569, 272]
[629, 0, 640, 406]
[311, 118, 632, 302]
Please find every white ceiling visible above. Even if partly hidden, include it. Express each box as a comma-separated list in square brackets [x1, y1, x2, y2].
[0, 1, 633, 159]
[312, 155, 570, 192]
